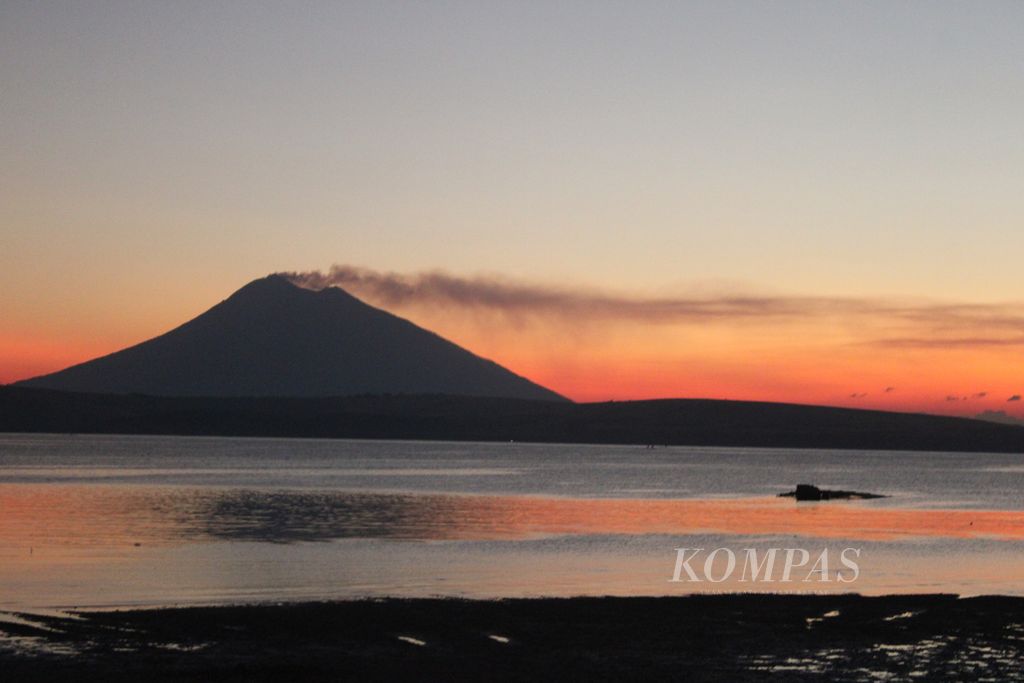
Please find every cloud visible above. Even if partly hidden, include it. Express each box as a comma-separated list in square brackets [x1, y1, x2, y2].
[884, 386, 895, 393]
[946, 395, 964, 402]
[1010, 395, 1022, 402]
[871, 336, 1024, 349]
[972, 392, 988, 399]
[279, 266, 1024, 345]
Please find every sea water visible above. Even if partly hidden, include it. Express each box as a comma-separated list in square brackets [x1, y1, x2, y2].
[1, 434, 1022, 608]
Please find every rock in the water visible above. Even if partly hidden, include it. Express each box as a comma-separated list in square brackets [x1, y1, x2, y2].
[779, 484, 885, 501]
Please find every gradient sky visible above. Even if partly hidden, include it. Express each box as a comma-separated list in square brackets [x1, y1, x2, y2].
[2, 2, 1023, 416]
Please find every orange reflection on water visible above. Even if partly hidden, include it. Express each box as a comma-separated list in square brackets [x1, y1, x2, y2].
[3, 486, 1024, 606]
[425, 495, 1024, 542]
[2, 486, 1024, 549]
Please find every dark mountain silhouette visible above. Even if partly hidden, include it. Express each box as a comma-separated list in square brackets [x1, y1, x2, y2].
[2, 388, 1023, 453]
[14, 275, 566, 401]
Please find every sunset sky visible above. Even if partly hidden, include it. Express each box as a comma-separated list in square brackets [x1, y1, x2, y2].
[2, 2, 1023, 416]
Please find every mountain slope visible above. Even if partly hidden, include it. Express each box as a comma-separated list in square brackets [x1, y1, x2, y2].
[15, 275, 566, 401]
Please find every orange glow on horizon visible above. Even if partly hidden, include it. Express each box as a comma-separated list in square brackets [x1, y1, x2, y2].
[0, 334, 116, 386]
[3, 291, 1023, 423]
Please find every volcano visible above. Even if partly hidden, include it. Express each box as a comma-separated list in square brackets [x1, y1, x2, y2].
[16, 275, 566, 401]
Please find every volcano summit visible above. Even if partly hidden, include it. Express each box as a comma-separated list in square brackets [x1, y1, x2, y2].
[16, 275, 565, 401]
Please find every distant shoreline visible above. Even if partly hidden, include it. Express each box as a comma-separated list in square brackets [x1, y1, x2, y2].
[3, 386, 1024, 454]
[4, 594, 1023, 681]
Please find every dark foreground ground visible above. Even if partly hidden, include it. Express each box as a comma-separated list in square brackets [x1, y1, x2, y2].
[3, 595, 1024, 681]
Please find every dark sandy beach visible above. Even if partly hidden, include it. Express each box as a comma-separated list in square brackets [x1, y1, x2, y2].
[3, 594, 1024, 681]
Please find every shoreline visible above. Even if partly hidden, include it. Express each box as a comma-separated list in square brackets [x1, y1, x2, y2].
[4, 594, 1024, 681]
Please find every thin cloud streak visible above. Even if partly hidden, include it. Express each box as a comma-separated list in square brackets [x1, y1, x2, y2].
[869, 336, 1024, 349]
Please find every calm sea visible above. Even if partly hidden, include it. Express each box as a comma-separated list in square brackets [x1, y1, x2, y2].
[1, 433, 1023, 609]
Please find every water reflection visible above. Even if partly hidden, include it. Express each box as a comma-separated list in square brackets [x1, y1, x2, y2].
[4, 434, 1024, 510]
[3, 485, 1024, 548]
[4, 484, 1024, 608]
[6, 435, 1024, 608]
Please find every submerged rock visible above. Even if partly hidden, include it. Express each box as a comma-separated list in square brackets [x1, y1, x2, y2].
[779, 484, 886, 501]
